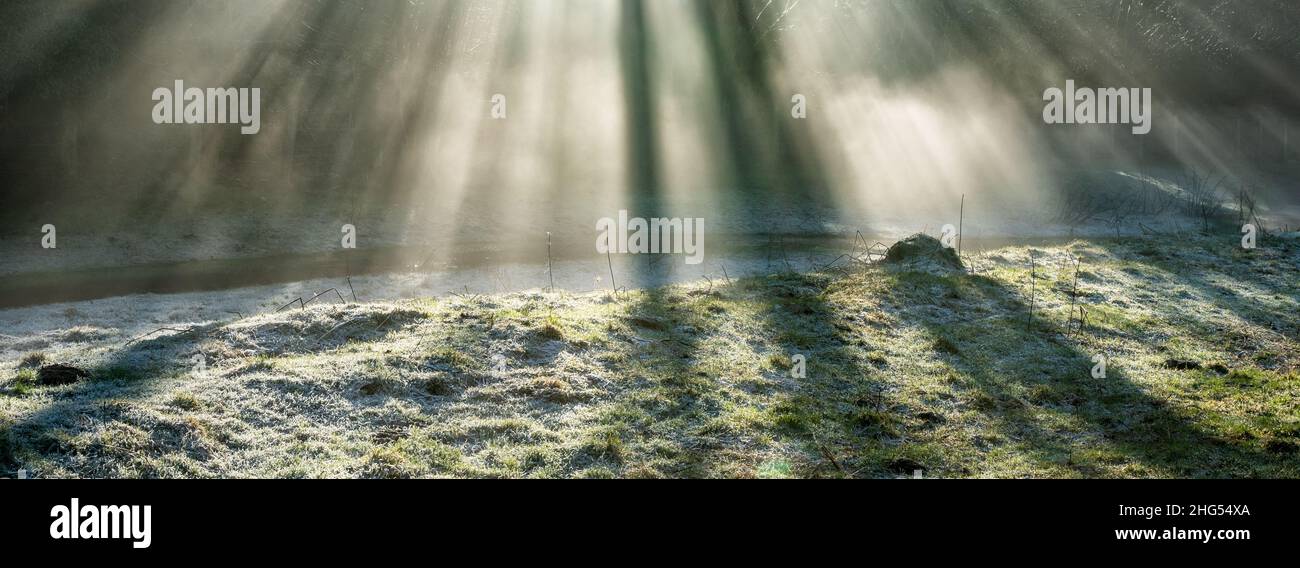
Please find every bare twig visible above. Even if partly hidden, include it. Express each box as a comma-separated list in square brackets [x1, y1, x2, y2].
[813, 438, 844, 474]
[760, 0, 802, 39]
[958, 193, 965, 257]
[1067, 256, 1081, 336]
[606, 248, 618, 299]
[820, 253, 850, 270]
[276, 298, 305, 312]
[546, 232, 555, 292]
[125, 326, 197, 346]
[303, 288, 346, 307]
[1026, 252, 1036, 332]
[450, 286, 482, 304]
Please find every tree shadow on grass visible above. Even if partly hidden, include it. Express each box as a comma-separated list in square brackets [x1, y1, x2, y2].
[1108, 235, 1300, 367]
[875, 265, 1297, 478]
[586, 273, 853, 477]
[745, 270, 907, 477]
[599, 268, 900, 478]
[587, 286, 720, 476]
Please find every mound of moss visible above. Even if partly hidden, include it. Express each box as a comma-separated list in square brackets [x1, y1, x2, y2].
[884, 233, 963, 270]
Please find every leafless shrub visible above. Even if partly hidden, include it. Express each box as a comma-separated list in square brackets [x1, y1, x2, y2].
[1058, 171, 1202, 236]
[1131, 175, 1179, 216]
[1181, 169, 1224, 232]
[1234, 180, 1268, 235]
[1055, 174, 1114, 232]
[1103, 191, 1139, 237]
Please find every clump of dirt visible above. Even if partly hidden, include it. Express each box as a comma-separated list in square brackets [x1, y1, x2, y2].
[883, 234, 963, 271]
[886, 457, 925, 475]
[1161, 358, 1229, 374]
[1161, 358, 1201, 370]
[37, 364, 89, 386]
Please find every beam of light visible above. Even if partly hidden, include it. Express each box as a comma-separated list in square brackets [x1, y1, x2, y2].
[3, 1, 1299, 294]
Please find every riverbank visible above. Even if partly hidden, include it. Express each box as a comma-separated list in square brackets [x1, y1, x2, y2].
[2, 231, 1296, 478]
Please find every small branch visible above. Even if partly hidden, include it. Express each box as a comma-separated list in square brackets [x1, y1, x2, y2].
[125, 326, 197, 346]
[820, 253, 850, 270]
[303, 288, 346, 307]
[606, 248, 618, 299]
[957, 193, 965, 257]
[814, 439, 844, 474]
[1026, 252, 1036, 332]
[1067, 256, 1081, 337]
[546, 231, 555, 292]
[276, 298, 305, 312]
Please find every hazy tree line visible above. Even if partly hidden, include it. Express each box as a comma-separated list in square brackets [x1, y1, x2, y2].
[783, 0, 1300, 111]
[1, 0, 1297, 228]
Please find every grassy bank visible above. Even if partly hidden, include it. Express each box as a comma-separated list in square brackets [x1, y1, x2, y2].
[2, 232, 1298, 478]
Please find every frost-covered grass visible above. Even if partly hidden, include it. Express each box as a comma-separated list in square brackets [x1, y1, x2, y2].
[1, 232, 1298, 478]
